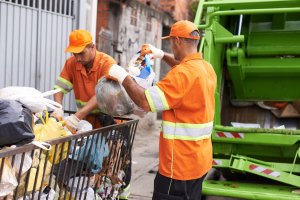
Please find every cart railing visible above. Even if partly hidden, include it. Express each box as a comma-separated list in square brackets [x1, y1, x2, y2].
[0, 116, 138, 200]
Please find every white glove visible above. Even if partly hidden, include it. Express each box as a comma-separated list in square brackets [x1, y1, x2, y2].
[147, 44, 164, 59]
[52, 108, 64, 119]
[108, 64, 129, 83]
[64, 114, 80, 130]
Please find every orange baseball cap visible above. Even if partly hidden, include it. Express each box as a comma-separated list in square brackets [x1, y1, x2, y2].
[65, 29, 93, 53]
[162, 20, 200, 40]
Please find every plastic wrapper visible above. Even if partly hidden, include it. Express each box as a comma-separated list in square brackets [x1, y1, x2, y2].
[77, 120, 93, 134]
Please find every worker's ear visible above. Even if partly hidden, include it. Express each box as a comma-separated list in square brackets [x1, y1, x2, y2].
[90, 43, 95, 49]
[174, 36, 181, 46]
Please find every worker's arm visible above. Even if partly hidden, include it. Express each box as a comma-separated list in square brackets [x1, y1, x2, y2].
[162, 52, 180, 67]
[122, 76, 151, 112]
[145, 44, 180, 68]
[54, 92, 64, 105]
[108, 64, 151, 112]
[75, 95, 98, 120]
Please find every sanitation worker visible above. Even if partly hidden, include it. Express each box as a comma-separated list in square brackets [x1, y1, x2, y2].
[107, 20, 217, 200]
[53, 29, 131, 199]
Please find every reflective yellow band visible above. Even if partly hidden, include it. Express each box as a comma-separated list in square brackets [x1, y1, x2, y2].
[53, 85, 68, 94]
[75, 99, 101, 113]
[162, 121, 213, 141]
[58, 76, 73, 88]
[119, 184, 130, 199]
[55, 76, 73, 93]
[145, 86, 170, 112]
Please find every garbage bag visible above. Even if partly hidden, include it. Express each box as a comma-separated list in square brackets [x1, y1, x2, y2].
[69, 135, 109, 173]
[0, 87, 62, 113]
[96, 78, 136, 116]
[34, 112, 71, 164]
[96, 52, 154, 117]
[0, 100, 34, 146]
[0, 158, 18, 197]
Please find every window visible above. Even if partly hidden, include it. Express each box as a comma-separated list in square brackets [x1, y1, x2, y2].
[146, 14, 152, 31]
[4, 0, 73, 16]
[130, 8, 137, 26]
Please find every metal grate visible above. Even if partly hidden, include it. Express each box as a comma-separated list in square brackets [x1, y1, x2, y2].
[2, 0, 74, 16]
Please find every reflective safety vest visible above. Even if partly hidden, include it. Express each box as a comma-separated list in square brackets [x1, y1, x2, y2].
[145, 53, 217, 180]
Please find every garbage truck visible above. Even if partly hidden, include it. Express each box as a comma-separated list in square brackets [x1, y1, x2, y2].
[194, 0, 300, 199]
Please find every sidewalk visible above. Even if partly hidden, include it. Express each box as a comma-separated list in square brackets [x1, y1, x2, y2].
[130, 115, 160, 199]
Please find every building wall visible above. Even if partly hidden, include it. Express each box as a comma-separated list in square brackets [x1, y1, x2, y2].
[160, 0, 196, 21]
[96, 0, 173, 76]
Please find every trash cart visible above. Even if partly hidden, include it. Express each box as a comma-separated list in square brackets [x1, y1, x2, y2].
[0, 115, 138, 200]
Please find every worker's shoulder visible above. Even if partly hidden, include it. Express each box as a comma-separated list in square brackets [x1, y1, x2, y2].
[95, 51, 116, 63]
[65, 56, 78, 67]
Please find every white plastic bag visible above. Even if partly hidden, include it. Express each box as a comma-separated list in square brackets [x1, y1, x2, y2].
[0, 159, 18, 197]
[0, 87, 62, 113]
[76, 120, 93, 134]
[127, 53, 155, 88]
[11, 152, 32, 176]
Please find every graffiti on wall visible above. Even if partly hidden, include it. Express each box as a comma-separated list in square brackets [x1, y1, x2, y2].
[116, 4, 162, 67]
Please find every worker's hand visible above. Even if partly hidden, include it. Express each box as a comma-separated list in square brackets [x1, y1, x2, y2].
[108, 64, 129, 84]
[52, 108, 64, 121]
[64, 114, 80, 131]
[144, 44, 164, 59]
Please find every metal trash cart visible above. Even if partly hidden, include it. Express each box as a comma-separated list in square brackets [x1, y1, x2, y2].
[0, 114, 138, 200]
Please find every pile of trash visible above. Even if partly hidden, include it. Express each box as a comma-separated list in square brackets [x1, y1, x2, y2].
[0, 87, 129, 200]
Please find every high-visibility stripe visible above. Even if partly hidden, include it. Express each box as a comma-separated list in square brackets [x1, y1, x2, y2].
[55, 77, 73, 93]
[162, 121, 213, 141]
[118, 184, 130, 199]
[145, 86, 170, 112]
[58, 76, 73, 88]
[75, 99, 101, 113]
[53, 85, 68, 94]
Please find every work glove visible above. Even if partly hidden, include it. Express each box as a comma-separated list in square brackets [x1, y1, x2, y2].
[108, 64, 129, 84]
[52, 108, 64, 121]
[64, 114, 80, 131]
[143, 44, 164, 59]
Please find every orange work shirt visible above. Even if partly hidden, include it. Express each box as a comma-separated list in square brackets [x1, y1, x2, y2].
[145, 53, 217, 180]
[54, 51, 116, 126]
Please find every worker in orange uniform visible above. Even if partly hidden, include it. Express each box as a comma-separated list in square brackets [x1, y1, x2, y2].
[53, 29, 131, 199]
[53, 29, 116, 128]
[107, 20, 217, 199]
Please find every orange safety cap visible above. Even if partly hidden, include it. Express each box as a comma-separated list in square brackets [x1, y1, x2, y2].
[162, 20, 200, 40]
[65, 29, 93, 53]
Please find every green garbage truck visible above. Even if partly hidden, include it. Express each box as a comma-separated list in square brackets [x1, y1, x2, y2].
[194, 0, 300, 199]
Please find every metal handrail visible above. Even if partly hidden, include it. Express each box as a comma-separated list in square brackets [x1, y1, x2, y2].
[197, 7, 300, 29]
